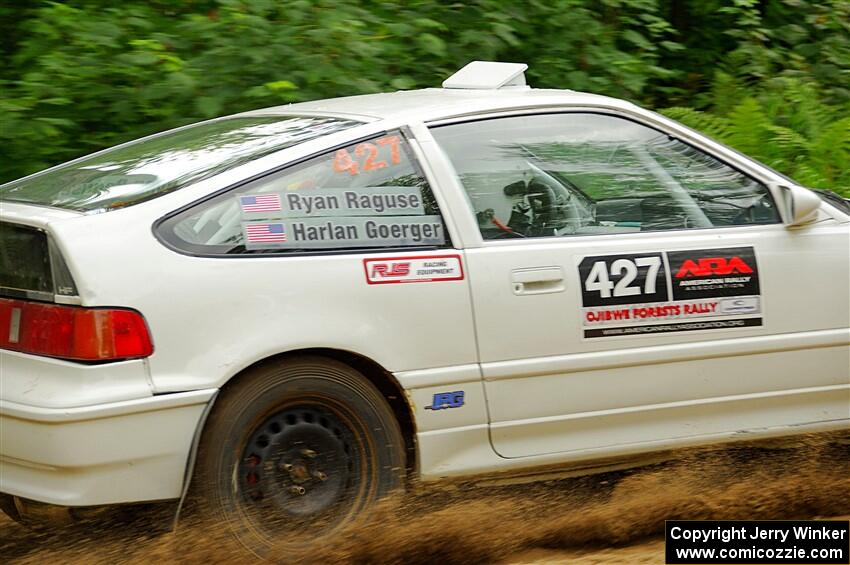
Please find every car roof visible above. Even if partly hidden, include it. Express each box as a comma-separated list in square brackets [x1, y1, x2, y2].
[238, 87, 636, 124]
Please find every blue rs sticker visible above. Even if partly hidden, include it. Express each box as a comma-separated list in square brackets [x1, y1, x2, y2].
[425, 391, 465, 410]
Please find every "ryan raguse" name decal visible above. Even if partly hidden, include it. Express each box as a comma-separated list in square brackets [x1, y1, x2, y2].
[239, 186, 446, 250]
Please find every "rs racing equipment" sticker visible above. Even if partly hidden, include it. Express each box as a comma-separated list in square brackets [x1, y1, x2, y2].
[579, 247, 762, 338]
[364, 255, 464, 284]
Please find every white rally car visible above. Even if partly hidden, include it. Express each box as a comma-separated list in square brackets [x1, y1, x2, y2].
[1, 62, 848, 554]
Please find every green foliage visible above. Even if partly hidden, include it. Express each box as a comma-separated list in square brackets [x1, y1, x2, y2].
[662, 74, 850, 196]
[0, 0, 847, 196]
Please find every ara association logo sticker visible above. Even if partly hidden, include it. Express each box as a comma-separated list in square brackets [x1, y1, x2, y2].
[424, 391, 465, 410]
[674, 256, 754, 278]
[364, 255, 464, 284]
[667, 247, 760, 300]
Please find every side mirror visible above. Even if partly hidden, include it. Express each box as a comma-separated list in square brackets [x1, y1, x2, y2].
[776, 184, 821, 227]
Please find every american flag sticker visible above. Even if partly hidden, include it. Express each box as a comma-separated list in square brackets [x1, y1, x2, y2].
[239, 194, 282, 213]
[243, 222, 287, 246]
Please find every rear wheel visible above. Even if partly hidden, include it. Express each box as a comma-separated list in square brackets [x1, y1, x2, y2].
[192, 356, 405, 558]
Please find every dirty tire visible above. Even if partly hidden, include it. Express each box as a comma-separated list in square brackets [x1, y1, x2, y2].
[192, 356, 405, 560]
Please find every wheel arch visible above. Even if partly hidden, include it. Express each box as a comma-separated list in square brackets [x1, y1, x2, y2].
[172, 347, 418, 528]
[210, 347, 417, 475]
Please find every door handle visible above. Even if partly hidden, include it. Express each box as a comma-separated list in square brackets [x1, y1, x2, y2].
[511, 266, 565, 295]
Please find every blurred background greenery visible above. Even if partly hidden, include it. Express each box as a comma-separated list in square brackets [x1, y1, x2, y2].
[1, 0, 848, 194]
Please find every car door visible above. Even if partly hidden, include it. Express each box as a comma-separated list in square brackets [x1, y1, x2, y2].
[426, 111, 850, 460]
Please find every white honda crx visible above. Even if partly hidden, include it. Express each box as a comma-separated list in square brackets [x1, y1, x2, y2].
[1, 62, 848, 555]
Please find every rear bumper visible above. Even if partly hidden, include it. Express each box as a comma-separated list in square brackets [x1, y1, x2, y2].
[0, 389, 215, 506]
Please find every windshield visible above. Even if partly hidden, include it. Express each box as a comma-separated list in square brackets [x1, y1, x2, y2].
[0, 116, 359, 213]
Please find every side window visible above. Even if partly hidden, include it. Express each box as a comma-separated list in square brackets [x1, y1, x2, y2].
[161, 131, 448, 254]
[430, 113, 780, 240]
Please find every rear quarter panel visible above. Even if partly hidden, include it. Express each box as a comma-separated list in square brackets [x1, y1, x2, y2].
[46, 195, 477, 395]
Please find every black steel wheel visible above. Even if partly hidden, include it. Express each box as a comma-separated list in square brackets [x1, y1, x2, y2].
[192, 356, 405, 559]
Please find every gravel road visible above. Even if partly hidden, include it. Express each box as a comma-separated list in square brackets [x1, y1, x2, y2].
[2, 435, 847, 564]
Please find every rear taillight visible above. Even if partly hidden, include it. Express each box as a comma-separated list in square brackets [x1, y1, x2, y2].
[0, 298, 153, 361]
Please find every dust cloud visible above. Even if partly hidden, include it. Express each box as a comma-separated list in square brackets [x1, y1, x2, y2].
[1, 434, 847, 564]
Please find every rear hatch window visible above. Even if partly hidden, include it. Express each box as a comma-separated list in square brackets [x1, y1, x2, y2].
[0, 116, 359, 213]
